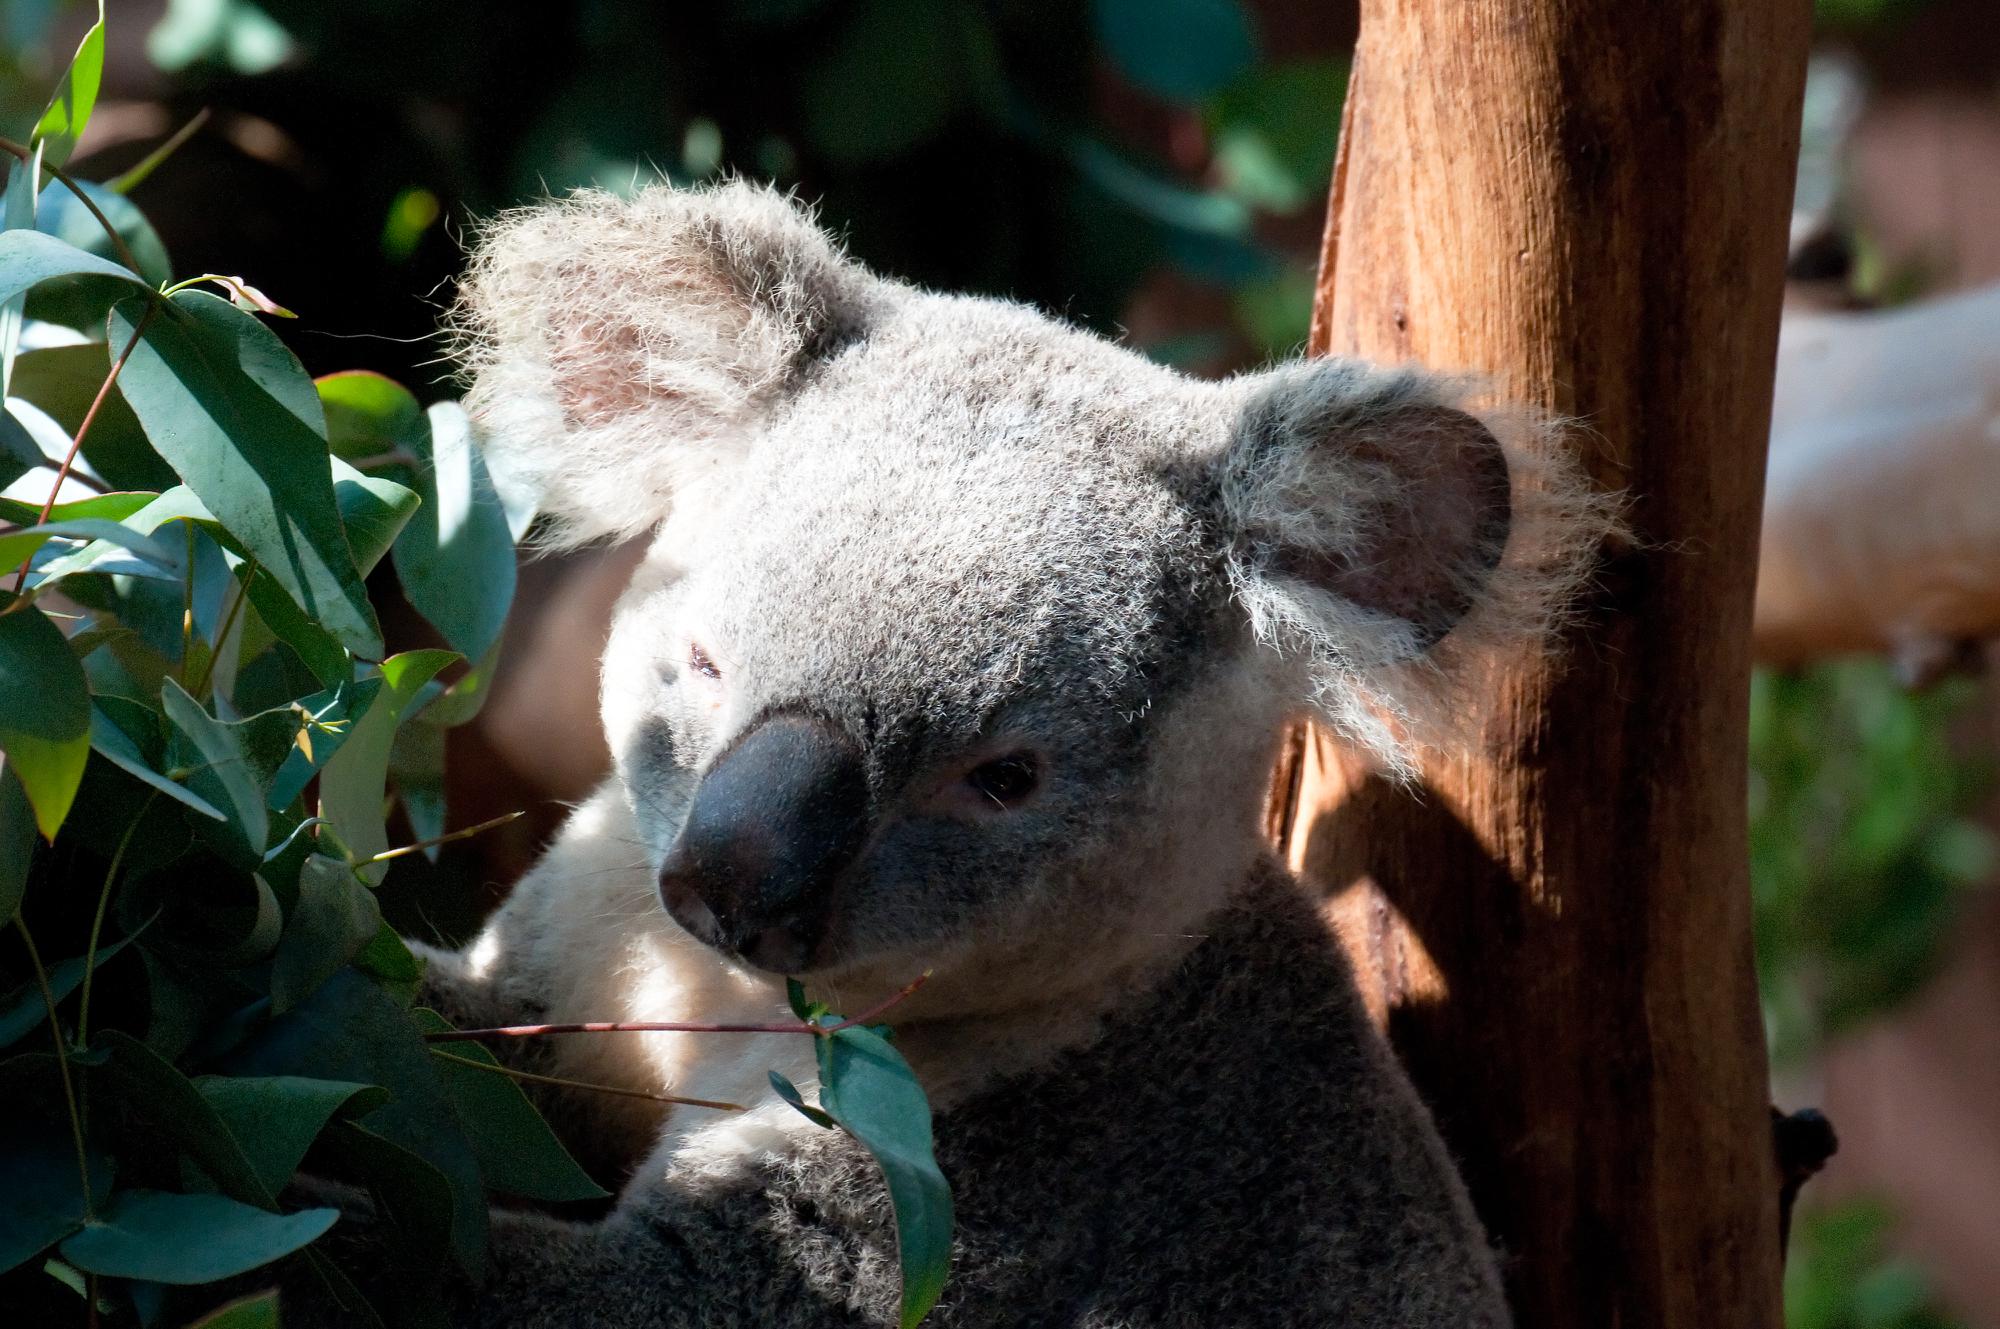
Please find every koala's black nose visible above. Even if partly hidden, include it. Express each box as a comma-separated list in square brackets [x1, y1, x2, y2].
[657, 713, 869, 973]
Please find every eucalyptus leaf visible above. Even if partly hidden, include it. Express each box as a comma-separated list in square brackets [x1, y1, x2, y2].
[0, 594, 91, 838]
[28, 179, 174, 329]
[4, 343, 171, 490]
[1093, 0, 1257, 101]
[817, 1025, 954, 1329]
[271, 854, 383, 1013]
[28, 0, 106, 167]
[0, 229, 154, 313]
[89, 699, 228, 821]
[394, 400, 516, 662]
[0, 517, 183, 580]
[188, 1290, 280, 1329]
[413, 1009, 608, 1203]
[317, 370, 427, 465]
[318, 650, 458, 883]
[0, 1120, 113, 1274]
[0, 767, 34, 919]
[0, 932, 137, 1049]
[217, 968, 489, 1276]
[195, 1073, 388, 1197]
[109, 291, 383, 659]
[60, 1189, 338, 1284]
[1, 146, 39, 402]
[159, 678, 280, 858]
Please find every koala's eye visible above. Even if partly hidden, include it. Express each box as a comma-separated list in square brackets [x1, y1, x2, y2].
[689, 644, 722, 681]
[963, 751, 1041, 809]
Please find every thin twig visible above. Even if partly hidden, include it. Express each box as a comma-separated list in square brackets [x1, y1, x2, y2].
[10, 305, 155, 593]
[0, 135, 145, 276]
[187, 556, 257, 699]
[429, 1049, 744, 1113]
[423, 971, 931, 1045]
[359, 810, 526, 866]
[12, 913, 94, 1220]
[75, 795, 154, 1048]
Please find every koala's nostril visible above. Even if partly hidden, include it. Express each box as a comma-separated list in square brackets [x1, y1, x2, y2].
[658, 868, 723, 946]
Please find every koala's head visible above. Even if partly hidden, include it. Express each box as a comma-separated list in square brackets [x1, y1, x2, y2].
[453, 182, 1606, 1002]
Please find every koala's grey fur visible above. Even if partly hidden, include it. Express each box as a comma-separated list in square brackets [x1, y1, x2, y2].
[302, 180, 1615, 1327]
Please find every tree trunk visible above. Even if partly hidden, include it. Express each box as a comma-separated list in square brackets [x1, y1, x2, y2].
[1288, 4, 1811, 1326]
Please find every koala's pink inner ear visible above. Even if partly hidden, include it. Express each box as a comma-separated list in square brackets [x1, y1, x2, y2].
[1281, 405, 1512, 651]
[550, 311, 650, 427]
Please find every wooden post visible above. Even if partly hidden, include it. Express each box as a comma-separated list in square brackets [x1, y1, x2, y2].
[1289, 3, 1811, 1326]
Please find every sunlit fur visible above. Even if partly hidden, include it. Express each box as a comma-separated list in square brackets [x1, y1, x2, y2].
[359, 180, 1623, 1328]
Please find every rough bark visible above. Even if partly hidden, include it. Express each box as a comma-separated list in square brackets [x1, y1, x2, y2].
[1287, 4, 1811, 1326]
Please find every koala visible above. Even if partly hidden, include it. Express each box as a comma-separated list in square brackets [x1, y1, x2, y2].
[363, 180, 1609, 1328]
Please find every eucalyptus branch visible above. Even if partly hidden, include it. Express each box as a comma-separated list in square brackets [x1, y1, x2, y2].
[358, 810, 526, 866]
[12, 913, 94, 1221]
[0, 135, 144, 277]
[9, 304, 156, 593]
[187, 557, 258, 699]
[75, 795, 154, 1047]
[429, 1049, 745, 1113]
[423, 971, 931, 1045]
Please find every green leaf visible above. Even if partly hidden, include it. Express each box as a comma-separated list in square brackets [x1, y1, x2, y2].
[354, 921, 425, 1005]
[1, 144, 41, 401]
[413, 1008, 608, 1204]
[188, 1291, 280, 1329]
[28, 1, 106, 167]
[0, 595, 91, 838]
[27, 179, 174, 330]
[318, 650, 458, 883]
[271, 854, 383, 1013]
[0, 488, 159, 526]
[88, 1030, 280, 1205]
[394, 401, 516, 662]
[816, 1025, 954, 1328]
[217, 968, 489, 1276]
[159, 678, 284, 859]
[6, 343, 173, 490]
[0, 227, 153, 312]
[61, 1189, 337, 1284]
[195, 1074, 388, 1197]
[0, 410, 40, 490]
[109, 291, 383, 658]
[0, 932, 135, 1048]
[268, 676, 381, 810]
[1205, 60, 1348, 214]
[0, 766, 34, 918]
[317, 370, 427, 464]
[89, 698, 228, 821]
[802, 0, 973, 166]
[315, 1117, 456, 1286]
[0, 517, 183, 580]
[1093, 0, 1257, 101]
[0, 1120, 113, 1274]
[768, 1070, 836, 1130]
[331, 456, 420, 578]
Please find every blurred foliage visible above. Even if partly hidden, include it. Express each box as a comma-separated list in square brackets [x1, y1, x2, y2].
[1787, 1199, 1965, 1329]
[1814, 0, 1936, 30]
[1750, 662, 1995, 1071]
[1, 15, 951, 1325]
[2, 0, 1345, 389]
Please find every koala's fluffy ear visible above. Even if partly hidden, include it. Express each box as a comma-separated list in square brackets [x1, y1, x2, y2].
[1212, 359, 1614, 769]
[450, 181, 884, 544]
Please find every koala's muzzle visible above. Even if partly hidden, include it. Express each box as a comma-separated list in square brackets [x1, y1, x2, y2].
[657, 713, 868, 974]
